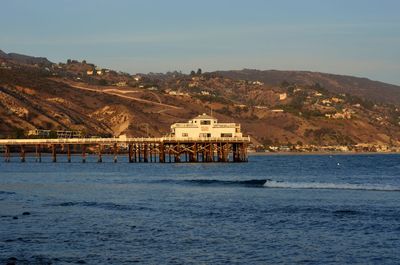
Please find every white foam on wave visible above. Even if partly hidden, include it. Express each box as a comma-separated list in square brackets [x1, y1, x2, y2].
[263, 180, 400, 191]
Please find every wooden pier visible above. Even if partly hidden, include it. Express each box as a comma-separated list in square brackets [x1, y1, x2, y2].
[0, 137, 250, 163]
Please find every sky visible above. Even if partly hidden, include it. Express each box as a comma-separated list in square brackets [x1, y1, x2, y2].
[1, 0, 399, 84]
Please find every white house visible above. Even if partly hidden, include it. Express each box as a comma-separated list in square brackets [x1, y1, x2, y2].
[279, 93, 287, 101]
[169, 113, 243, 139]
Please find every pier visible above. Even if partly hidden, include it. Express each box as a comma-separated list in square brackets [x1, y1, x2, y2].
[0, 137, 250, 163]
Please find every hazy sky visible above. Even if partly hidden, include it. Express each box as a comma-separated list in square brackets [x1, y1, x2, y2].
[1, 0, 399, 84]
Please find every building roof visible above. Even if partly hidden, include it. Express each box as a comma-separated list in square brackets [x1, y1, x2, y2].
[193, 113, 216, 120]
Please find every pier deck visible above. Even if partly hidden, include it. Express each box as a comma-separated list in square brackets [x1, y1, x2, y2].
[0, 137, 250, 163]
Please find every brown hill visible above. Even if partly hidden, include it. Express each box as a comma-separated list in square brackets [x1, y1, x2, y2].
[1, 51, 400, 150]
[215, 69, 400, 105]
[0, 49, 52, 67]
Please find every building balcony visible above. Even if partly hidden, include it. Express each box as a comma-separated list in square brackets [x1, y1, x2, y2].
[171, 123, 198, 128]
[213, 123, 239, 128]
[172, 122, 240, 128]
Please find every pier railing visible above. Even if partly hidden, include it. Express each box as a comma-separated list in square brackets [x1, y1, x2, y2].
[0, 136, 250, 145]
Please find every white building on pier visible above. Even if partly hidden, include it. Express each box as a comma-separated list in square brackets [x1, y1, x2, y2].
[170, 113, 243, 139]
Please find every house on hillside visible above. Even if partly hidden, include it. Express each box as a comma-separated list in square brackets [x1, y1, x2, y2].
[252, 81, 264, 85]
[167, 90, 188, 96]
[325, 108, 353, 119]
[0, 62, 11, 69]
[114, 81, 127, 87]
[331, 97, 344, 103]
[279, 93, 287, 101]
[271, 109, 284, 113]
[169, 113, 243, 139]
[255, 106, 268, 109]
[293, 88, 302, 93]
[321, 99, 332, 106]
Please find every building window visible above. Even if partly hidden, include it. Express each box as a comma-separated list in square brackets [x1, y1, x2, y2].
[200, 120, 211, 125]
[182, 133, 188, 137]
[199, 133, 211, 138]
[221, 133, 233, 137]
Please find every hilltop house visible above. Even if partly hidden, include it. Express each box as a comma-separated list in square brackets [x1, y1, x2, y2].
[169, 113, 243, 139]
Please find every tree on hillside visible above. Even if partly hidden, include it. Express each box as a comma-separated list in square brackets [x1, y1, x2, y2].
[197, 68, 202, 75]
[98, 79, 108, 86]
[190, 70, 196, 76]
[49, 130, 58, 139]
[280, 80, 290, 88]
[12, 128, 25, 139]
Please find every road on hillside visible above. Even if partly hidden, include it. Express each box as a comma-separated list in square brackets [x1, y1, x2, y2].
[56, 80, 182, 110]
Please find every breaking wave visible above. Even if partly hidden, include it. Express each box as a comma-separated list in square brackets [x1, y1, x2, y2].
[183, 179, 268, 187]
[158, 179, 400, 191]
[156, 179, 268, 187]
[263, 180, 400, 192]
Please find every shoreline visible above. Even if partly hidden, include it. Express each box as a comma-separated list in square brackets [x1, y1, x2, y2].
[248, 151, 400, 156]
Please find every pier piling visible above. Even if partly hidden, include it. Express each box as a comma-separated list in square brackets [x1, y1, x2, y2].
[67, 145, 71, 163]
[20, 145, 26, 163]
[82, 145, 87, 163]
[97, 144, 103, 163]
[4, 145, 10, 163]
[51, 144, 57, 163]
[36, 145, 42, 163]
[113, 143, 118, 163]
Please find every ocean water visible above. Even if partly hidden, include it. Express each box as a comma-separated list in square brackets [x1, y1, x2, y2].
[1, 154, 400, 264]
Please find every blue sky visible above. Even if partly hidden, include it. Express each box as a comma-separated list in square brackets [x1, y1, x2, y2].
[1, 0, 399, 84]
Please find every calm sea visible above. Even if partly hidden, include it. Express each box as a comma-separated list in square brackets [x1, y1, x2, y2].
[1, 154, 400, 264]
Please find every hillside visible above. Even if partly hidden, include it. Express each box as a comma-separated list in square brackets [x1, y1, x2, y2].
[216, 69, 400, 105]
[1, 50, 400, 151]
[0, 49, 52, 67]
